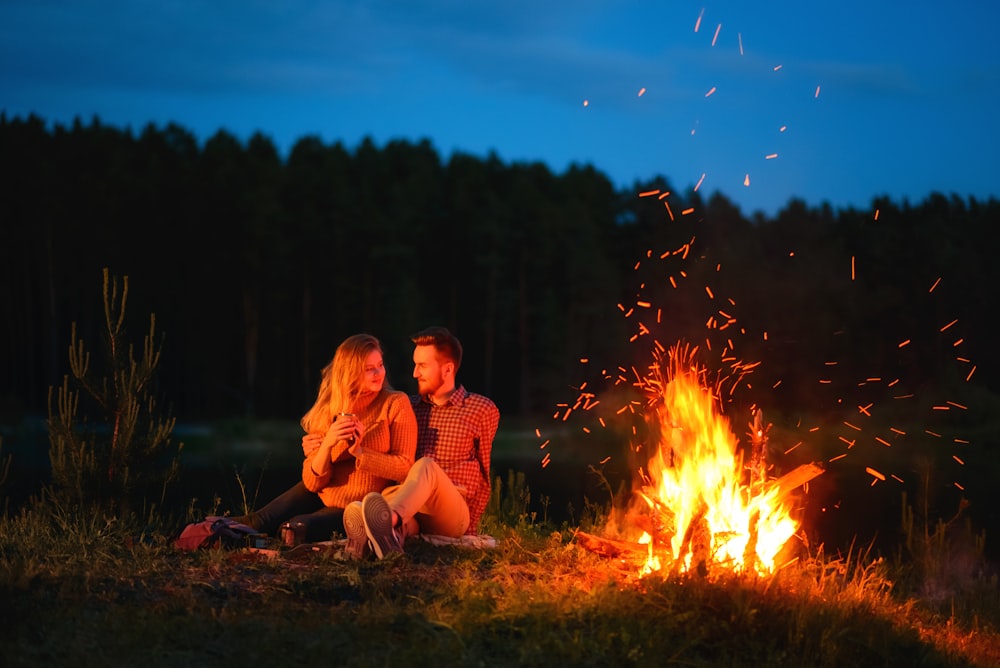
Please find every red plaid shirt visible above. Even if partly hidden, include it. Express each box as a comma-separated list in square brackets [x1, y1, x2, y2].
[411, 385, 500, 534]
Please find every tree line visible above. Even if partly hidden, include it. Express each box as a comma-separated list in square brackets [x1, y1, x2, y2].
[2, 112, 998, 428]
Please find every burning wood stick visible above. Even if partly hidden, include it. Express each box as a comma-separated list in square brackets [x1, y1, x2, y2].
[573, 530, 648, 559]
[670, 500, 709, 578]
[743, 507, 760, 572]
[772, 462, 825, 499]
[747, 408, 768, 490]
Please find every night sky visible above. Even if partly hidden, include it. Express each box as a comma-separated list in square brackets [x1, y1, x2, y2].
[2, 1, 998, 217]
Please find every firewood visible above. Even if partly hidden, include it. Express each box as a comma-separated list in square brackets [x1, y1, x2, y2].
[573, 531, 647, 559]
[746, 408, 769, 488]
[772, 462, 825, 498]
[670, 500, 709, 577]
[743, 507, 760, 571]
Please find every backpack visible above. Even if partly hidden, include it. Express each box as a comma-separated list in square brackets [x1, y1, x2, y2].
[174, 516, 262, 551]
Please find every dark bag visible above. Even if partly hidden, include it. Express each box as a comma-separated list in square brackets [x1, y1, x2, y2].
[174, 516, 260, 551]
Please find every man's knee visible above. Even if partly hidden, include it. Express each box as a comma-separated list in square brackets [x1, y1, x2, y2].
[412, 456, 439, 478]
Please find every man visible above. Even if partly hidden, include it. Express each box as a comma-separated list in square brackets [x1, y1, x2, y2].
[343, 326, 500, 559]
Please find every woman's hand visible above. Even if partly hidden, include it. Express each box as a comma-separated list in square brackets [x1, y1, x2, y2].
[326, 413, 360, 445]
[310, 416, 355, 475]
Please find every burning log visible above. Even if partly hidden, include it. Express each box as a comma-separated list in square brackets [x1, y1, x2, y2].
[746, 408, 768, 490]
[742, 462, 824, 571]
[745, 461, 826, 573]
[628, 496, 675, 538]
[743, 507, 761, 572]
[575, 462, 825, 572]
[742, 409, 768, 573]
[573, 530, 648, 560]
[670, 500, 709, 577]
[772, 462, 825, 500]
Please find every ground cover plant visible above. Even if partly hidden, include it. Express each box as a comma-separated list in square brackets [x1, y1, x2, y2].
[1, 479, 999, 668]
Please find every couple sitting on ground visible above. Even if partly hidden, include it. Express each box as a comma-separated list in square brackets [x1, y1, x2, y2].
[232, 326, 500, 559]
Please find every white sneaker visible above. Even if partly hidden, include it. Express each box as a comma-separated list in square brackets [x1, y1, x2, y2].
[361, 492, 403, 559]
[342, 501, 369, 560]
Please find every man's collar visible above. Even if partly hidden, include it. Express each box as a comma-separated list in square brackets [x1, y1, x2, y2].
[421, 384, 467, 407]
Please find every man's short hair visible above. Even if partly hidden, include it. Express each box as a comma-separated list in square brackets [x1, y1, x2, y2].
[411, 326, 463, 370]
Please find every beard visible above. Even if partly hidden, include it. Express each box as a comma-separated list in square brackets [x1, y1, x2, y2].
[417, 375, 443, 396]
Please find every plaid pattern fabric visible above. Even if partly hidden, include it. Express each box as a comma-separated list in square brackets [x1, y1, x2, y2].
[411, 385, 500, 534]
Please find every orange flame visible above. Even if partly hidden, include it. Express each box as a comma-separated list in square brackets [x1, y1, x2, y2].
[628, 345, 799, 576]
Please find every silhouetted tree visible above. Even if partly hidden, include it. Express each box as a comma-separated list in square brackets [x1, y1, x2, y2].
[1, 113, 998, 425]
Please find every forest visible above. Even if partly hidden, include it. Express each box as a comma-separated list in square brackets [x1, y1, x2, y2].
[3, 112, 998, 420]
[2, 112, 999, 545]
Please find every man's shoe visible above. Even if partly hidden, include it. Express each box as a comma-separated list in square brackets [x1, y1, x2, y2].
[343, 501, 369, 560]
[362, 492, 403, 559]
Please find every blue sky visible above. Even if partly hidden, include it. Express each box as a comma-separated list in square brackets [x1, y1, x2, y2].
[2, 0, 998, 217]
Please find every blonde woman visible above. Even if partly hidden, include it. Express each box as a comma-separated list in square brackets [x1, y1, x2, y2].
[234, 333, 416, 545]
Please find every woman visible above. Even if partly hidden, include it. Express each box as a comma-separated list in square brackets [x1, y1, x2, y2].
[233, 333, 417, 544]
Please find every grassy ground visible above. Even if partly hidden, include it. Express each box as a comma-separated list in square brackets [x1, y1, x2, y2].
[3, 416, 999, 666]
[2, 482, 999, 668]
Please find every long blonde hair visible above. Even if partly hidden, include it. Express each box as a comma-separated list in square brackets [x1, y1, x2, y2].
[300, 333, 388, 433]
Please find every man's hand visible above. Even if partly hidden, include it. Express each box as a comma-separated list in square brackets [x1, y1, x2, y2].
[301, 433, 323, 458]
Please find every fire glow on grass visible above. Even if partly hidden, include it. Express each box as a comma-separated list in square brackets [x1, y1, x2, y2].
[628, 344, 800, 577]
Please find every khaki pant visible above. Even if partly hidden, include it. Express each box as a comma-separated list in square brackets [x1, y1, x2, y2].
[382, 456, 469, 538]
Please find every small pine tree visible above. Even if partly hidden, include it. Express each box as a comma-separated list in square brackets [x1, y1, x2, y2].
[46, 268, 182, 516]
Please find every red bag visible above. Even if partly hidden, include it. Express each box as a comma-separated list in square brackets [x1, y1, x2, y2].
[174, 516, 261, 551]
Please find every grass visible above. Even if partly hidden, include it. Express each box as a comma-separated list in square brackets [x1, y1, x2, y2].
[2, 474, 999, 668]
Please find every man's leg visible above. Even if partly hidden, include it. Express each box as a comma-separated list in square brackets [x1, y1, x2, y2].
[383, 456, 469, 538]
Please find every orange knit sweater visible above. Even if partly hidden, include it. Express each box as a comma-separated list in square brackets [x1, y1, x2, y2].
[301, 389, 417, 509]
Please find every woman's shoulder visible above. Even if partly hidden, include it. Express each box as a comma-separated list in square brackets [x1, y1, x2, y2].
[382, 389, 415, 408]
[373, 391, 416, 426]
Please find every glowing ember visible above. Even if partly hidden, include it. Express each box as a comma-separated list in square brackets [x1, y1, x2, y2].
[623, 345, 802, 576]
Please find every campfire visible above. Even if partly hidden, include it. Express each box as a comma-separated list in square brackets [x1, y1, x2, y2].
[578, 343, 823, 577]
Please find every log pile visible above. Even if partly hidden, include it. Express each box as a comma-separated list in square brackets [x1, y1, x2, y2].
[574, 459, 826, 572]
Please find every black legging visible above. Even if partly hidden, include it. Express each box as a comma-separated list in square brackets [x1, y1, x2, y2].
[233, 481, 346, 543]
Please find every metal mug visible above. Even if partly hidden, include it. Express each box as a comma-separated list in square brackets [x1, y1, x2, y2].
[280, 520, 307, 547]
[339, 412, 356, 445]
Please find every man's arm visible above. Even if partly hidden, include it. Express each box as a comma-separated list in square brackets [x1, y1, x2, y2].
[474, 396, 500, 482]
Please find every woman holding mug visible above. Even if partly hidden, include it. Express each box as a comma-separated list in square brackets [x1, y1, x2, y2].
[233, 333, 417, 545]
